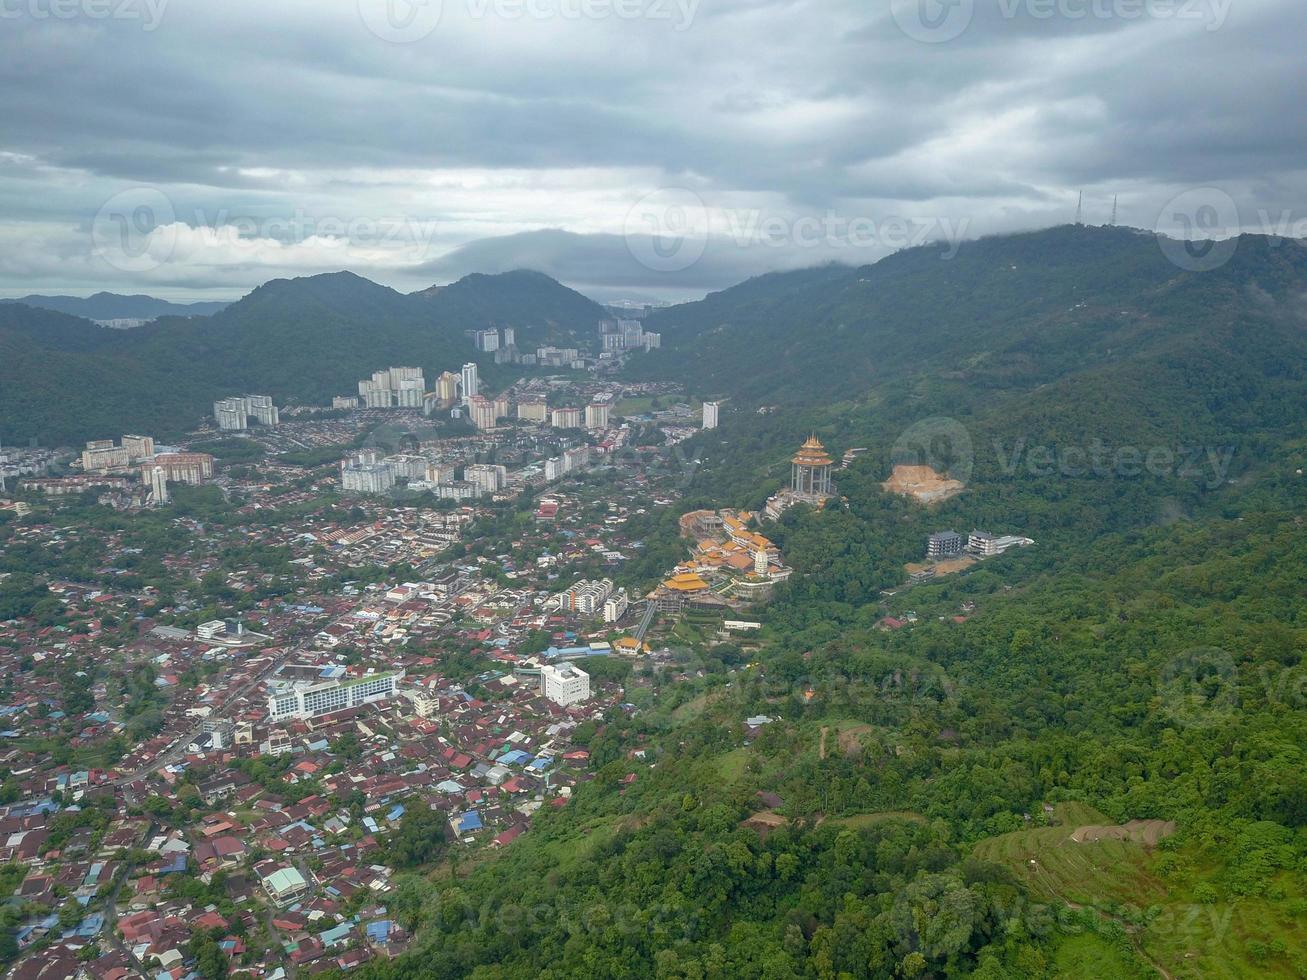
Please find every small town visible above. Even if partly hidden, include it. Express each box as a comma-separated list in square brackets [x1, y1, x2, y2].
[0, 348, 835, 978]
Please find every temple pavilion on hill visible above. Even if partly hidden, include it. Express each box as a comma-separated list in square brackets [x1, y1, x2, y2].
[765, 435, 837, 520]
[791, 435, 833, 496]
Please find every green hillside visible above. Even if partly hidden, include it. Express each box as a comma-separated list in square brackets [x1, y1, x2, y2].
[0, 269, 605, 446]
[324, 227, 1307, 979]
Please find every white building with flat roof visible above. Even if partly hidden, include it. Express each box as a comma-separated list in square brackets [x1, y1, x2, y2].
[267, 670, 402, 721]
[540, 663, 590, 706]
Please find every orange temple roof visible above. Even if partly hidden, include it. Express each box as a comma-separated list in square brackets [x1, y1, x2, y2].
[792, 434, 833, 467]
[663, 572, 710, 592]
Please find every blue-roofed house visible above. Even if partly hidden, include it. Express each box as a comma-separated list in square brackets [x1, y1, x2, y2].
[451, 811, 483, 834]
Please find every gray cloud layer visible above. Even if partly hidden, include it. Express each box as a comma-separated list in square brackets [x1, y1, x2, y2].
[0, 0, 1303, 301]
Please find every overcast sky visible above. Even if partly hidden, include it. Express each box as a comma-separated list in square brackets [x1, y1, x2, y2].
[1, 0, 1304, 303]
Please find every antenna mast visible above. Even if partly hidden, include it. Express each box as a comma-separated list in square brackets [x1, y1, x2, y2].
[1111, 195, 1118, 227]
[1075, 191, 1084, 226]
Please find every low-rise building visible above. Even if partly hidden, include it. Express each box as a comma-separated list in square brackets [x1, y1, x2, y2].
[926, 530, 964, 561]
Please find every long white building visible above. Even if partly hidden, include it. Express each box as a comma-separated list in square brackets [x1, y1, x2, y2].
[267, 670, 403, 721]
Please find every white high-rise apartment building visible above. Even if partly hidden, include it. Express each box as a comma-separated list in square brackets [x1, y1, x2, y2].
[382, 455, 429, 481]
[81, 440, 130, 471]
[467, 395, 497, 430]
[464, 464, 507, 495]
[551, 407, 582, 429]
[702, 401, 720, 430]
[585, 402, 611, 429]
[341, 463, 396, 494]
[146, 465, 169, 505]
[436, 371, 461, 403]
[215, 395, 279, 429]
[214, 398, 249, 430]
[245, 394, 280, 426]
[517, 398, 548, 422]
[461, 362, 480, 404]
[603, 588, 629, 623]
[121, 434, 155, 462]
[426, 461, 456, 484]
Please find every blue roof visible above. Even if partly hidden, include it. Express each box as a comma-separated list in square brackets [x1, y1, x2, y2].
[452, 811, 482, 832]
[527, 757, 554, 771]
[498, 750, 532, 765]
[319, 922, 353, 945]
[366, 920, 392, 941]
[387, 804, 405, 821]
[544, 645, 593, 659]
[73, 912, 104, 937]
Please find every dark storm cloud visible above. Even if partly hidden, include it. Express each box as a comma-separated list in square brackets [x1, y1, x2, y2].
[0, 0, 1303, 299]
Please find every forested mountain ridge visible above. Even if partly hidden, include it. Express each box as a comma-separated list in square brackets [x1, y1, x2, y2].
[0, 292, 230, 321]
[637, 225, 1307, 606]
[0, 270, 604, 446]
[632, 224, 1307, 407]
[411, 269, 607, 347]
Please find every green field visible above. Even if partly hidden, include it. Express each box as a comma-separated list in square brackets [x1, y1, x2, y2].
[614, 395, 701, 418]
[975, 803, 1307, 979]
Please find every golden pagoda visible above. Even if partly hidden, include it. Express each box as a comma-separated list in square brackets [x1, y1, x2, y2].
[791, 434, 833, 496]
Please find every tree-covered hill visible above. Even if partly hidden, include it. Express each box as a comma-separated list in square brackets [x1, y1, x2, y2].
[0, 292, 230, 320]
[631, 225, 1307, 408]
[0, 269, 605, 446]
[319, 226, 1307, 979]
[411, 268, 607, 347]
